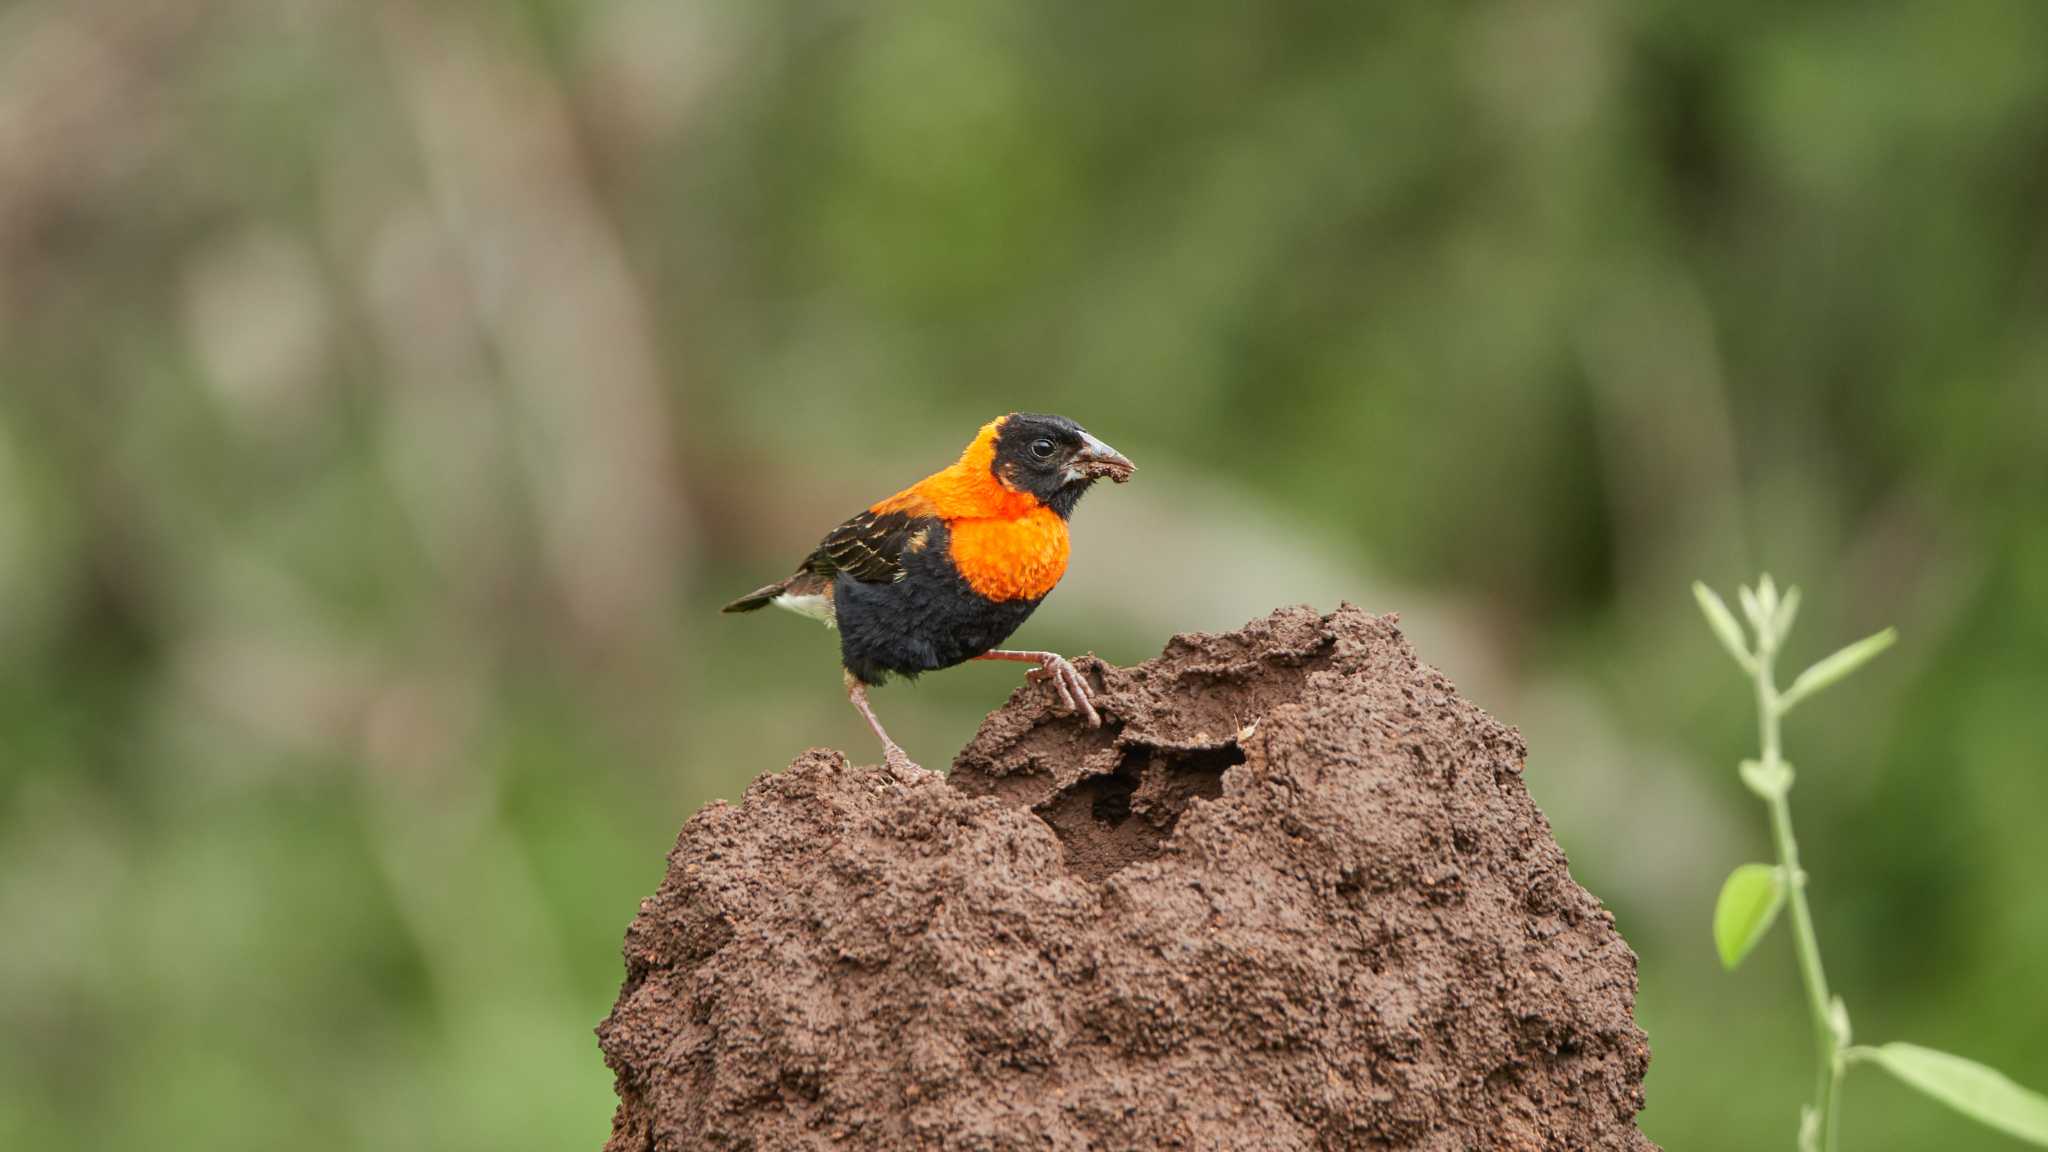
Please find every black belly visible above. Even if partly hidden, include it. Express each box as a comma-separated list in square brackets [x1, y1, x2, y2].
[834, 523, 1043, 685]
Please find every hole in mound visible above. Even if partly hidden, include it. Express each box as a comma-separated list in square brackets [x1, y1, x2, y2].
[1033, 742, 1244, 884]
[1086, 772, 1135, 823]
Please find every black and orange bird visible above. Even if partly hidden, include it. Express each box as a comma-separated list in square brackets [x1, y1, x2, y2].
[723, 413, 1135, 770]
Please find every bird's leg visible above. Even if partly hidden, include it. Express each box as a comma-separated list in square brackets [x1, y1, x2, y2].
[974, 650, 1102, 727]
[844, 671, 918, 772]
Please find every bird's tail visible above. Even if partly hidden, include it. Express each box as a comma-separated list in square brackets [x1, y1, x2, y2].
[721, 580, 789, 613]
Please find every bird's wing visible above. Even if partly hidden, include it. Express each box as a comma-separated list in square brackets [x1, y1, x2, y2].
[804, 508, 939, 585]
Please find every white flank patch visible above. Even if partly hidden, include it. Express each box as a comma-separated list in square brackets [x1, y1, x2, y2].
[773, 592, 836, 628]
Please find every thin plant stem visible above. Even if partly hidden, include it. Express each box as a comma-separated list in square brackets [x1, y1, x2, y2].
[1754, 632, 1840, 1151]
[1826, 1053, 1846, 1152]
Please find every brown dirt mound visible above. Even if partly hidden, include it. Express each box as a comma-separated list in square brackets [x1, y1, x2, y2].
[599, 606, 1654, 1151]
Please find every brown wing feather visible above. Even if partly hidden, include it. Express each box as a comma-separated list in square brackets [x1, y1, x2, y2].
[724, 507, 939, 614]
[808, 509, 934, 585]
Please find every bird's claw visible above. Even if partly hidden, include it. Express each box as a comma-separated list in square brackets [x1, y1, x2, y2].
[882, 744, 920, 775]
[1027, 654, 1101, 727]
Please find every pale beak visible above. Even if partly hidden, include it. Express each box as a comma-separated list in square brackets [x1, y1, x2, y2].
[1069, 431, 1136, 483]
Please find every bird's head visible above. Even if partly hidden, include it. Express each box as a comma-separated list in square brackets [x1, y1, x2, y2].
[983, 413, 1134, 516]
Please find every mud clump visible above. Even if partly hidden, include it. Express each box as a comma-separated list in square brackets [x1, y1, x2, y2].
[599, 606, 1655, 1150]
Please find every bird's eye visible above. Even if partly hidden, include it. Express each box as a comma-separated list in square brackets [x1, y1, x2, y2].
[1030, 438, 1057, 460]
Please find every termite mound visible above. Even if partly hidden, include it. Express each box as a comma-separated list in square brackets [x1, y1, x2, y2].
[599, 606, 1655, 1151]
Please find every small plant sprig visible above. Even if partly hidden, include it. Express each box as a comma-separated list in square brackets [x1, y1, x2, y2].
[1695, 576, 2048, 1152]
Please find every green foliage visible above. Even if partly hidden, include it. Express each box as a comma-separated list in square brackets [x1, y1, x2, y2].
[1739, 758, 1794, 801]
[1698, 577, 2048, 1151]
[1694, 583, 1756, 672]
[1857, 1044, 2048, 1148]
[1781, 630, 1901, 714]
[1714, 863, 1785, 970]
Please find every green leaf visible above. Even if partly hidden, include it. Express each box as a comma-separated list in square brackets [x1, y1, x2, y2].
[1863, 1043, 2048, 1147]
[1739, 583, 1767, 632]
[1739, 758, 1793, 799]
[1714, 863, 1786, 970]
[1693, 582, 1754, 670]
[1773, 585, 1802, 644]
[1780, 627, 1898, 712]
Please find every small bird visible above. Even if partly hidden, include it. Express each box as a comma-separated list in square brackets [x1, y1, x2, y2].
[723, 413, 1135, 770]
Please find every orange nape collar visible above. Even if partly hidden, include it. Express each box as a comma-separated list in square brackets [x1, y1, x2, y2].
[869, 417, 1037, 521]
[869, 416, 1071, 602]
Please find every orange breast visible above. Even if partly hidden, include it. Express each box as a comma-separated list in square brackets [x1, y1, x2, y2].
[947, 508, 1070, 602]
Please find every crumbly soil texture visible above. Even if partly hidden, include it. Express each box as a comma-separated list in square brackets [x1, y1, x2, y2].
[599, 606, 1655, 1151]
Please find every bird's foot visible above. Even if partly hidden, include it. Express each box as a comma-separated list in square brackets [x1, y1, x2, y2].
[882, 742, 920, 775]
[1026, 654, 1102, 727]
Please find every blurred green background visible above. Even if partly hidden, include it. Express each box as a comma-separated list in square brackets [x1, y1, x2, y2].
[3, 2, 2045, 1149]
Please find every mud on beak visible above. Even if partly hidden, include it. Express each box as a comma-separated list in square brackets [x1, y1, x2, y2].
[1069, 431, 1136, 484]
